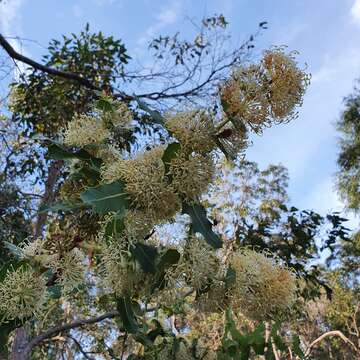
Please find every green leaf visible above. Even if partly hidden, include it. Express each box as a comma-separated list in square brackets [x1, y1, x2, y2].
[134, 96, 165, 124]
[182, 203, 222, 248]
[157, 248, 180, 270]
[48, 285, 62, 299]
[104, 212, 125, 239]
[39, 201, 87, 214]
[95, 97, 115, 112]
[70, 164, 101, 182]
[152, 249, 180, 291]
[130, 243, 158, 274]
[225, 267, 236, 289]
[46, 142, 102, 170]
[292, 335, 304, 359]
[221, 338, 238, 355]
[162, 142, 181, 175]
[248, 323, 266, 355]
[80, 180, 128, 214]
[116, 296, 138, 333]
[224, 308, 241, 342]
[271, 322, 286, 352]
[146, 320, 165, 343]
[220, 98, 246, 133]
[47, 143, 94, 161]
[3, 242, 23, 260]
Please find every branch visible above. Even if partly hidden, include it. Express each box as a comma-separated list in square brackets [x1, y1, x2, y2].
[304, 330, 359, 358]
[22, 311, 118, 357]
[68, 335, 95, 360]
[0, 30, 248, 105]
[0, 34, 99, 91]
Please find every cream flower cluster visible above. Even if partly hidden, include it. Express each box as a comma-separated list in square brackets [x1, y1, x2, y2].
[100, 241, 150, 298]
[21, 239, 86, 295]
[228, 249, 297, 320]
[63, 101, 133, 147]
[0, 267, 47, 322]
[102, 147, 182, 224]
[182, 236, 220, 291]
[63, 114, 110, 147]
[165, 110, 216, 154]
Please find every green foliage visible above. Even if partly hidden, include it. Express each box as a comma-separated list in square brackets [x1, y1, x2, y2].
[135, 97, 165, 125]
[2, 15, 358, 360]
[116, 297, 139, 334]
[7, 24, 130, 179]
[336, 83, 360, 211]
[182, 202, 223, 248]
[130, 243, 158, 274]
[80, 180, 128, 214]
[162, 142, 181, 176]
[218, 309, 266, 359]
[104, 211, 125, 239]
[208, 160, 350, 298]
[0, 178, 32, 264]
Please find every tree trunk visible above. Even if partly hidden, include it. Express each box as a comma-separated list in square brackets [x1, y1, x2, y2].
[33, 160, 62, 238]
[10, 160, 62, 359]
[10, 328, 29, 360]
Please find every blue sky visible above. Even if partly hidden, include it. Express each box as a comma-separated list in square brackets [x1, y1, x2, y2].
[1, 0, 360, 224]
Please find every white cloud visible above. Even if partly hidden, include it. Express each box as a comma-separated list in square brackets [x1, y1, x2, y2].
[137, 0, 183, 47]
[0, 0, 27, 75]
[0, 0, 25, 42]
[351, 0, 360, 24]
[312, 48, 360, 85]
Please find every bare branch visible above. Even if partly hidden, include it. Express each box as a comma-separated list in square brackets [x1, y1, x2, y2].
[22, 311, 119, 357]
[0, 33, 99, 91]
[67, 335, 96, 360]
[304, 330, 359, 358]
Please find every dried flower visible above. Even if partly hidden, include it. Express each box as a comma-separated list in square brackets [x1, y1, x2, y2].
[220, 65, 269, 133]
[165, 111, 216, 153]
[228, 249, 297, 320]
[0, 267, 47, 322]
[220, 48, 309, 134]
[262, 47, 310, 121]
[63, 114, 110, 146]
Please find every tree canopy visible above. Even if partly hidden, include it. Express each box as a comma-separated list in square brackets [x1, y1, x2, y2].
[0, 14, 358, 360]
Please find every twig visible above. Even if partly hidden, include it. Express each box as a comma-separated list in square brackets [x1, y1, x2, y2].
[68, 335, 96, 360]
[304, 330, 359, 358]
[0, 34, 99, 91]
[23, 311, 119, 357]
